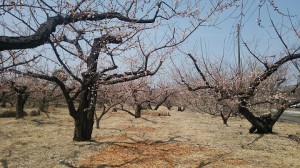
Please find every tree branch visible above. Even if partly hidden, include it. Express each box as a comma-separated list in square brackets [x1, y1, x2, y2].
[0, 8, 162, 51]
[246, 53, 300, 98]
[0, 55, 39, 72]
[7, 69, 77, 117]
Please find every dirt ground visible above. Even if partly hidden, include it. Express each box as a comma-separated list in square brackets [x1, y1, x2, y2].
[0, 107, 299, 168]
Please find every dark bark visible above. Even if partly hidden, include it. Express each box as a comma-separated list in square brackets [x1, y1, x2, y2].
[269, 106, 286, 126]
[95, 110, 107, 129]
[116, 107, 139, 117]
[72, 41, 99, 140]
[220, 105, 232, 125]
[0, 91, 14, 108]
[0, 91, 6, 107]
[248, 113, 273, 133]
[288, 134, 300, 143]
[165, 103, 172, 110]
[238, 102, 273, 133]
[220, 111, 229, 125]
[0, 91, 5, 102]
[73, 86, 96, 141]
[239, 99, 290, 134]
[177, 106, 186, 111]
[73, 35, 122, 141]
[13, 86, 29, 118]
[145, 102, 152, 110]
[135, 104, 142, 118]
[0, 8, 162, 51]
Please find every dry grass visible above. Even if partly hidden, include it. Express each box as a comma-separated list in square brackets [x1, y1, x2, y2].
[142, 108, 171, 116]
[0, 107, 299, 168]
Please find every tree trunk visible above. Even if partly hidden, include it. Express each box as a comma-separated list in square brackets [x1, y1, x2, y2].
[95, 111, 106, 129]
[177, 106, 186, 111]
[1, 98, 7, 108]
[1, 101, 6, 108]
[73, 35, 122, 141]
[95, 118, 100, 129]
[238, 104, 273, 133]
[153, 92, 174, 110]
[135, 104, 142, 118]
[12, 85, 29, 119]
[220, 112, 228, 125]
[73, 110, 94, 141]
[146, 102, 152, 110]
[154, 98, 170, 110]
[16, 92, 29, 118]
[220, 105, 232, 125]
[73, 87, 96, 141]
[38, 95, 48, 115]
[0, 91, 6, 107]
[166, 105, 172, 110]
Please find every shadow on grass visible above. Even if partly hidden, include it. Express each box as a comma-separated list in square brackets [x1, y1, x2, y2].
[79, 135, 203, 167]
[84, 140, 183, 167]
[74, 135, 187, 148]
[246, 134, 264, 146]
[140, 117, 157, 124]
[0, 111, 17, 118]
[0, 159, 8, 168]
[197, 153, 229, 168]
[31, 118, 64, 127]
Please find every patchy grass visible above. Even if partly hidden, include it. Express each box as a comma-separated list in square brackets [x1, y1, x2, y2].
[0, 107, 299, 167]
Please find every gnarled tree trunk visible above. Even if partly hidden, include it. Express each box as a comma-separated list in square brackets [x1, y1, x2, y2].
[238, 98, 288, 134]
[238, 103, 273, 133]
[73, 84, 97, 141]
[14, 86, 29, 118]
[72, 35, 121, 141]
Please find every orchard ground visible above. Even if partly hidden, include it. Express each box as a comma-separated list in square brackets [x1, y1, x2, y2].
[0, 107, 299, 168]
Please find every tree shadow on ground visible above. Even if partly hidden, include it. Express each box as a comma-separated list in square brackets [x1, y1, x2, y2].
[31, 118, 63, 126]
[80, 136, 214, 167]
[72, 139, 114, 148]
[246, 134, 264, 146]
[197, 153, 229, 168]
[140, 117, 157, 124]
[0, 159, 8, 168]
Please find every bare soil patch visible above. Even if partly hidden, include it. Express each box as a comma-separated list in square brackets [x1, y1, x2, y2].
[0, 107, 299, 167]
[81, 141, 223, 168]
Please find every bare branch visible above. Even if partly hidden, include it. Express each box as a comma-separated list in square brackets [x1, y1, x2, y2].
[0, 55, 39, 72]
[0, 8, 162, 51]
[247, 53, 300, 97]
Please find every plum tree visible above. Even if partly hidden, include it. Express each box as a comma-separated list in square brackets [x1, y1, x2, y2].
[0, 0, 236, 140]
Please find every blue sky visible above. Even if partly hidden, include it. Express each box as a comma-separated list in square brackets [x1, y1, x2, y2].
[178, 0, 300, 67]
[1, 0, 299, 80]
